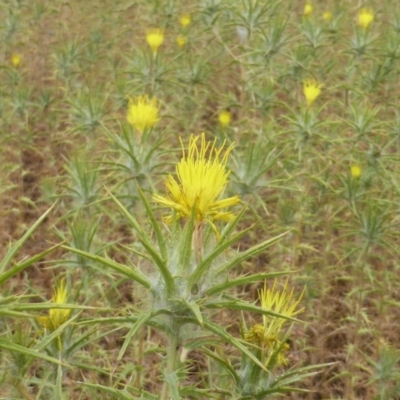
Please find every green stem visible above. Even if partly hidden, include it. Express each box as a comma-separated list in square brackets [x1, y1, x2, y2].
[55, 349, 63, 400]
[160, 326, 181, 400]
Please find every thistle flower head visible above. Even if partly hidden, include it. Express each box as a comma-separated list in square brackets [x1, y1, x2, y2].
[323, 11, 332, 21]
[304, 3, 313, 17]
[244, 279, 304, 366]
[351, 164, 362, 179]
[303, 79, 323, 107]
[153, 133, 241, 227]
[176, 35, 186, 48]
[38, 279, 72, 331]
[11, 54, 22, 68]
[180, 14, 191, 28]
[146, 29, 164, 55]
[127, 95, 160, 133]
[358, 8, 374, 29]
[218, 110, 231, 127]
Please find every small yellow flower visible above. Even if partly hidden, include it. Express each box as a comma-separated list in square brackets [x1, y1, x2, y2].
[146, 29, 164, 55]
[351, 164, 362, 178]
[245, 279, 304, 366]
[358, 8, 374, 29]
[180, 14, 191, 28]
[303, 79, 323, 107]
[38, 279, 72, 331]
[176, 34, 186, 47]
[11, 54, 22, 68]
[127, 95, 160, 133]
[323, 11, 332, 21]
[218, 110, 231, 127]
[304, 3, 313, 17]
[153, 133, 241, 227]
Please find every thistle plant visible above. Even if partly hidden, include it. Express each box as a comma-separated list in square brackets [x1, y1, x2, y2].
[63, 133, 315, 398]
[104, 94, 164, 198]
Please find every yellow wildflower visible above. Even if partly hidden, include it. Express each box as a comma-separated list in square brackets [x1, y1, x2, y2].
[146, 29, 164, 55]
[323, 11, 332, 21]
[127, 95, 160, 133]
[303, 79, 323, 107]
[153, 133, 241, 226]
[176, 35, 186, 47]
[245, 279, 304, 366]
[358, 8, 374, 29]
[218, 110, 231, 127]
[304, 3, 313, 17]
[351, 164, 362, 179]
[180, 14, 191, 28]
[11, 54, 22, 68]
[38, 279, 72, 331]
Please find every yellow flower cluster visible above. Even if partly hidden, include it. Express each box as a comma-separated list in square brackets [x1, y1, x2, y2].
[358, 8, 374, 29]
[218, 110, 231, 127]
[38, 279, 72, 331]
[303, 79, 323, 107]
[127, 95, 160, 133]
[146, 29, 164, 55]
[153, 133, 240, 227]
[245, 279, 304, 366]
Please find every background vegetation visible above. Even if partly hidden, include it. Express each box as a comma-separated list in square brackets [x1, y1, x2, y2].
[1, 0, 400, 398]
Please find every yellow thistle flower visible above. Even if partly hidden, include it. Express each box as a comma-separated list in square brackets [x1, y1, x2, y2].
[38, 279, 72, 331]
[153, 133, 241, 227]
[11, 54, 22, 68]
[127, 95, 160, 133]
[245, 279, 304, 366]
[146, 29, 164, 55]
[176, 34, 186, 47]
[304, 3, 313, 17]
[358, 8, 374, 29]
[218, 110, 231, 127]
[351, 164, 362, 179]
[323, 11, 332, 21]
[303, 79, 323, 107]
[180, 14, 191, 28]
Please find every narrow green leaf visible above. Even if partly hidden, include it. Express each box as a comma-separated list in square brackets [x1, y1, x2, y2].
[118, 310, 154, 360]
[181, 298, 203, 326]
[0, 338, 67, 366]
[178, 209, 195, 271]
[0, 243, 62, 286]
[188, 224, 254, 289]
[0, 203, 56, 274]
[201, 318, 267, 373]
[201, 347, 239, 385]
[215, 232, 288, 276]
[219, 206, 247, 244]
[106, 189, 174, 296]
[205, 296, 301, 323]
[206, 271, 293, 296]
[62, 246, 151, 290]
[137, 184, 167, 260]
[81, 382, 138, 400]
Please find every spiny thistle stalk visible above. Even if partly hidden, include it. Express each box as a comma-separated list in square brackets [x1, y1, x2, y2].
[153, 133, 241, 229]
